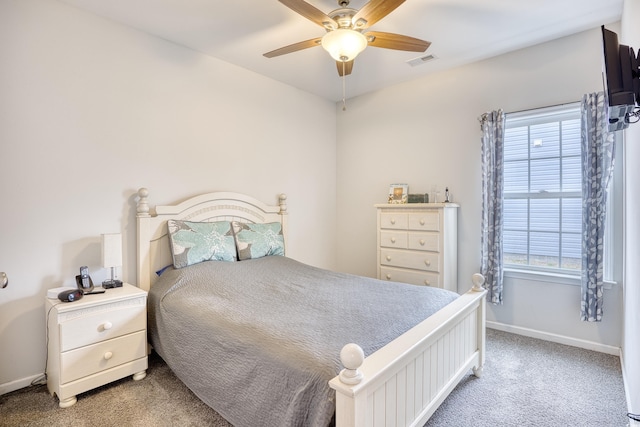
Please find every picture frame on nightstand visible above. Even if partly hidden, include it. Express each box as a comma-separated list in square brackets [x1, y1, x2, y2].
[388, 183, 408, 204]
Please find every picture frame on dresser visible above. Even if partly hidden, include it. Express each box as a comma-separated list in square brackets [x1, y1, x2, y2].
[387, 183, 408, 204]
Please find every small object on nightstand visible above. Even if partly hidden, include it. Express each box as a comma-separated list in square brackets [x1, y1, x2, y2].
[75, 266, 104, 294]
[47, 286, 77, 299]
[444, 187, 451, 203]
[76, 266, 94, 293]
[102, 233, 123, 288]
[58, 289, 83, 302]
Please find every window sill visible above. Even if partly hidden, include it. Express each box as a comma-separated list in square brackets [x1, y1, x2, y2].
[504, 268, 615, 289]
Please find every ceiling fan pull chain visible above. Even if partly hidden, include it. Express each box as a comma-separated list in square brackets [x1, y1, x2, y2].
[342, 60, 347, 111]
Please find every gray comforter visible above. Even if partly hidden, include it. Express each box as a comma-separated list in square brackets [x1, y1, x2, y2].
[147, 256, 458, 427]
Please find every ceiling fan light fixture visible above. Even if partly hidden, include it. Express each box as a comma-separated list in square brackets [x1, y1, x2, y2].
[321, 29, 367, 62]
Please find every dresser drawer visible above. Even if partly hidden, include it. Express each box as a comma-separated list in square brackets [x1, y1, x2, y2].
[59, 302, 146, 352]
[407, 232, 440, 251]
[380, 213, 408, 230]
[380, 266, 440, 287]
[60, 331, 147, 384]
[380, 248, 440, 272]
[380, 230, 408, 249]
[408, 212, 440, 231]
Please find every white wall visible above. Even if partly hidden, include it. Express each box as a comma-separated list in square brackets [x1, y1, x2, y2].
[0, 0, 337, 393]
[336, 27, 622, 350]
[621, 0, 640, 416]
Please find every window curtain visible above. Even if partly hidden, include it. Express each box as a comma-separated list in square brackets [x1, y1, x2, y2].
[580, 92, 616, 322]
[479, 110, 506, 304]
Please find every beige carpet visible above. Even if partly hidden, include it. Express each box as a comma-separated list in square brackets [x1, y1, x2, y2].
[0, 329, 629, 426]
[0, 352, 231, 427]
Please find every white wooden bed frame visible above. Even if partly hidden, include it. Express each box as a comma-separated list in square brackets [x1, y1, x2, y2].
[135, 188, 487, 427]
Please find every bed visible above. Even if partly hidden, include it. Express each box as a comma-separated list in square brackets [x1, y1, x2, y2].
[136, 188, 486, 427]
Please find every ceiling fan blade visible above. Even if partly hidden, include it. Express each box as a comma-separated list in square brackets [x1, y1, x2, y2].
[263, 37, 322, 58]
[352, 0, 405, 29]
[366, 31, 431, 52]
[278, 0, 337, 29]
[337, 60, 354, 76]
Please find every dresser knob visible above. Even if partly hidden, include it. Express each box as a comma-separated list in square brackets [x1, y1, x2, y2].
[424, 280, 430, 286]
[386, 274, 391, 280]
[390, 219, 396, 225]
[390, 237, 396, 243]
[424, 260, 431, 266]
[420, 219, 425, 225]
[386, 256, 392, 261]
[104, 351, 113, 360]
[102, 321, 113, 331]
[419, 239, 425, 245]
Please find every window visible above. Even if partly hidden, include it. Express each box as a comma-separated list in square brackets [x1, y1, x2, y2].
[503, 104, 582, 275]
[503, 103, 622, 282]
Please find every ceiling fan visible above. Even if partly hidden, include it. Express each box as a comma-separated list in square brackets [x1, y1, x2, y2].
[264, 0, 431, 77]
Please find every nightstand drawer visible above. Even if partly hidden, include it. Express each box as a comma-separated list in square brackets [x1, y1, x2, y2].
[380, 267, 441, 287]
[60, 302, 146, 352]
[380, 248, 440, 272]
[60, 331, 146, 384]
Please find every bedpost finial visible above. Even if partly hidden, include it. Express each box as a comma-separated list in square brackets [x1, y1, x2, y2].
[137, 187, 150, 217]
[278, 193, 288, 215]
[471, 273, 485, 292]
[338, 343, 364, 385]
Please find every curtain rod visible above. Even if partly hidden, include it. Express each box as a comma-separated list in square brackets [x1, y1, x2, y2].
[506, 100, 581, 115]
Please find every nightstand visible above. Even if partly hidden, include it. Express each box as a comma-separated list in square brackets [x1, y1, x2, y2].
[45, 283, 148, 408]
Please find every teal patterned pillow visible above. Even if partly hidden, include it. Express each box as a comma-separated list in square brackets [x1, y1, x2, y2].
[232, 221, 285, 261]
[167, 220, 237, 268]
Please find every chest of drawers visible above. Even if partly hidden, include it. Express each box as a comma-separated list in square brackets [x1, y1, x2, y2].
[376, 203, 459, 292]
[45, 283, 148, 407]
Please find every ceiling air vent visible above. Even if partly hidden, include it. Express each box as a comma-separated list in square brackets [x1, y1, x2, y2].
[406, 54, 437, 67]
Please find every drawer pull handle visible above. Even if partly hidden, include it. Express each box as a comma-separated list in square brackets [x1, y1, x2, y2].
[424, 280, 430, 286]
[390, 219, 396, 225]
[420, 219, 425, 225]
[390, 237, 396, 243]
[386, 255, 392, 261]
[386, 274, 392, 280]
[102, 321, 113, 331]
[424, 259, 431, 266]
[104, 351, 113, 360]
[419, 239, 425, 245]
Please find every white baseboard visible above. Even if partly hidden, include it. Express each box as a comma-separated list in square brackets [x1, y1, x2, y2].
[486, 321, 621, 355]
[0, 374, 44, 396]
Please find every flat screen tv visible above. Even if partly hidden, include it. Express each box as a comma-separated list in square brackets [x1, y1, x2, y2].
[601, 25, 639, 131]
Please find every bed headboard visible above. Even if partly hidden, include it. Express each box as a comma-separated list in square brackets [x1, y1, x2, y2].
[136, 188, 288, 291]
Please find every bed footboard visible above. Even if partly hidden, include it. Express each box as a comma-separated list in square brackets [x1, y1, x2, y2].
[329, 284, 487, 427]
